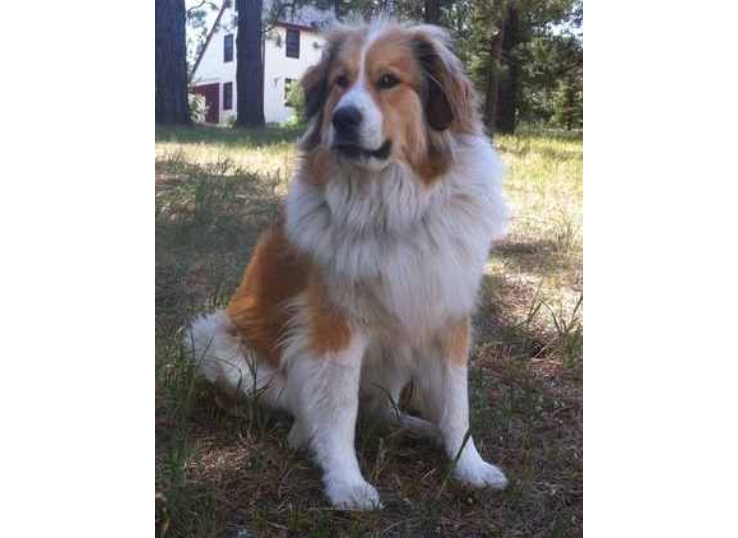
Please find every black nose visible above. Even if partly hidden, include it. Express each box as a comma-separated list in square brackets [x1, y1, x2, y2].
[332, 106, 362, 136]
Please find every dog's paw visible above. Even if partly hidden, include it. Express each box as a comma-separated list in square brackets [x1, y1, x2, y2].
[325, 479, 382, 510]
[454, 459, 508, 490]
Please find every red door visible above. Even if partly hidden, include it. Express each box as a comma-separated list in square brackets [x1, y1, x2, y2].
[192, 83, 219, 124]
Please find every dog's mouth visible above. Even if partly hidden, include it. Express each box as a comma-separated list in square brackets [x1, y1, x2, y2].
[332, 140, 392, 160]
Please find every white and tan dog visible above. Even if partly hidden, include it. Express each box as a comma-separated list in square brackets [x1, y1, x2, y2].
[188, 20, 510, 510]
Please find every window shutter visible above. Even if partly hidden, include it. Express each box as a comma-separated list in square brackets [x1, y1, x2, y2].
[285, 28, 300, 59]
[224, 34, 234, 63]
[223, 82, 233, 110]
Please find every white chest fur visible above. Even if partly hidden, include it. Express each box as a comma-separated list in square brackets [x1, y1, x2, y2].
[285, 135, 509, 340]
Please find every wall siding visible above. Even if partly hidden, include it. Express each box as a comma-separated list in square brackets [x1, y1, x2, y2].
[191, 8, 324, 124]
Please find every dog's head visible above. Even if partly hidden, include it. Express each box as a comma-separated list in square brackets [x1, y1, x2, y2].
[299, 22, 481, 182]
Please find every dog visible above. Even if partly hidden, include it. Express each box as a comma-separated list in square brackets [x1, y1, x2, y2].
[187, 20, 510, 510]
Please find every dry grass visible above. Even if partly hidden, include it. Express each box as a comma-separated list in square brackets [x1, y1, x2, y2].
[155, 124, 583, 537]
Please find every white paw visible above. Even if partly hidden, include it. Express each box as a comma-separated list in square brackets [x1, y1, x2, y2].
[454, 459, 509, 490]
[325, 479, 382, 510]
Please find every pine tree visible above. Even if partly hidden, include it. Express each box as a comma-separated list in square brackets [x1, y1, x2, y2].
[235, 0, 266, 127]
[155, 0, 191, 125]
[495, 5, 520, 134]
[424, 0, 441, 24]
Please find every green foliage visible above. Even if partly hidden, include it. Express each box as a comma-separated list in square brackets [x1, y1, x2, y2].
[395, 0, 583, 131]
[284, 78, 306, 127]
[188, 93, 209, 123]
[185, 1, 220, 73]
[518, 32, 583, 128]
[551, 71, 582, 130]
[183, 0, 583, 130]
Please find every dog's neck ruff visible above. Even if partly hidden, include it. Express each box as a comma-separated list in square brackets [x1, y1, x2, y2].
[285, 134, 509, 336]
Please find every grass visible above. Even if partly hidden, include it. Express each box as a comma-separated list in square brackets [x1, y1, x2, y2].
[155, 124, 583, 537]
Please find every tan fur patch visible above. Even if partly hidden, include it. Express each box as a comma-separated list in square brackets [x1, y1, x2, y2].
[227, 221, 352, 363]
[415, 138, 452, 184]
[443, 317, 470, 366]
[362, 26, 468, 185]
[330, 29, 367, 84]
[227, 223, 310, 366]
[305, 273, 352, 356]
[302, 145, 333, 185]
[363, 32, 435, 182]
[364, 30, 423, 87]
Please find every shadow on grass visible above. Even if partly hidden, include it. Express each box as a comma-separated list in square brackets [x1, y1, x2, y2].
[493, 239, 582, 292]
[497, 142, 583, 162]
[496, 128, 583, 163]
[155, 124, 305, 148]
[155, 167, 282, 341]
[496, 238, 560, 269]
[504, 127, 583, 142]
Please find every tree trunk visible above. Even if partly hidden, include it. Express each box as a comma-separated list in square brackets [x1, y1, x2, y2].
[424, 0, 441, 24]
[565, 80, 575, 131]
[483, 25, 504, 134]
[495, 6, 519, 134]
[235, 0, 265, 127]
[155, 0, 191, 125]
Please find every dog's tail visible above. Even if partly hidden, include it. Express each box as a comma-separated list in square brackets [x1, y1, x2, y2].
[184, 310, 285, 409]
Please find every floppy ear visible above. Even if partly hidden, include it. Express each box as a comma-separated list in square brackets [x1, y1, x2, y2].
[298, 48, 332, 151]
[412, 26, 479, 133]
[301, 55, 330, 120]
[299, 32, 345, 151]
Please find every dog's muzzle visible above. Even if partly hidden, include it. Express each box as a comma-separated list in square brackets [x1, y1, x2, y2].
[331, 105, 392, 160]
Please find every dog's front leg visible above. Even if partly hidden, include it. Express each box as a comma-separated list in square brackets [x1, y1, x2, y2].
[419, 318, 508, 489]
[285, 331, 381, 510]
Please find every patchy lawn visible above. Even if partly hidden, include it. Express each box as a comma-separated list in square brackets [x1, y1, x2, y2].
[155, 124, 583, 537]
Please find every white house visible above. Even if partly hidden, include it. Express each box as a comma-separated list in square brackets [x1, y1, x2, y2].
[190, 2, 328, 124]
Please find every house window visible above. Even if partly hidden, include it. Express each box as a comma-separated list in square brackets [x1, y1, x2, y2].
[223, 82, 233, 110]
[224, 34, 234, 63]
[285, 28, 300, 59]
[284, 78, 296, 107]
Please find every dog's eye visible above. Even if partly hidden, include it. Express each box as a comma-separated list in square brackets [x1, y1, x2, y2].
[377, 73, 400, 90]
[335, 75, 349, 88]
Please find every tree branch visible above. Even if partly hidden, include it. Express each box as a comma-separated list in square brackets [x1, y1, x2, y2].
[187, 0, 218, 17]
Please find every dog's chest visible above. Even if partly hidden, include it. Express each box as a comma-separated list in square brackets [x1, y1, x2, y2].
[324, 195, 490, 337]
[362, 234, 484, 335]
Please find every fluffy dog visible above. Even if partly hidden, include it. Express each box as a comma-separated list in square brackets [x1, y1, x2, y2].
[188, 20, 510, 510]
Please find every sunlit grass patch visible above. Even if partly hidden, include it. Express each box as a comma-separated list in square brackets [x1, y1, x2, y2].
[156, 125, 301, 184]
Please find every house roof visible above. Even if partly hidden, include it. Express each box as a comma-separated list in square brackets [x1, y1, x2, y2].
[189, 3, 323, 82]
[189, 2, 228, 81]
[275, 21, 320, 33]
